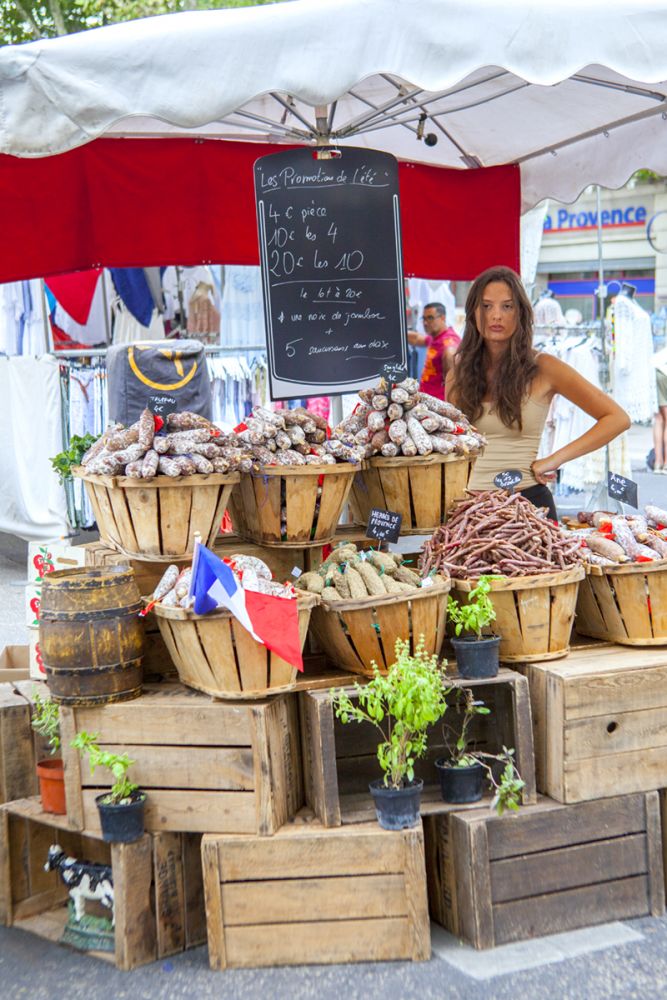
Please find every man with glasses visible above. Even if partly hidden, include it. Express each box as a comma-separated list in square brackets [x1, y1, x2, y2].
[407, 301, 460, 400]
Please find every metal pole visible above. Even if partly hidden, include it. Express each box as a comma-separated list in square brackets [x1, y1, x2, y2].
[592, 185, 622, 512]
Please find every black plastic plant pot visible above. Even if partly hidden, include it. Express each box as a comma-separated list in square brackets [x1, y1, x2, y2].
[450, 635, 500, 679]
[95, 791, 146, 843]
[435, 758, 484, 804]
[369, 778, 423, 830]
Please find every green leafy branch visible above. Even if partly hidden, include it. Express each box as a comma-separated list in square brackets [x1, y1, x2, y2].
[447, 574, 499, 639]
[71, 731, 138, 805]
[31, 689, 61, 755]
[332, 636, 452, 789]
[442, 687, 524, 814]
[50, 433, 99, 485]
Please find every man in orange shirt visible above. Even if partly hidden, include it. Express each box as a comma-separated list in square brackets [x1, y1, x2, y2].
[408, 302, 460, 400]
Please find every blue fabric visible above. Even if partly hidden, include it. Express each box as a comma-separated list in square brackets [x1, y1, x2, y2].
[191, 545, 238, 616]
[109, 268, 154, 327]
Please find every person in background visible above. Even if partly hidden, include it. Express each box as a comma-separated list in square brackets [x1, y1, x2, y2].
[408, 302, 460, 400]
[446, 265, 630, 520]
[651, 346, 667, 473]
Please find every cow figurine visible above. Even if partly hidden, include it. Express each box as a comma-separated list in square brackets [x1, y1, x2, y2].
[45, 845, 115, 926]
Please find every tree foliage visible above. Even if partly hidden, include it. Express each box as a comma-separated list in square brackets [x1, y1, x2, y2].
[1, 0, 285, 46]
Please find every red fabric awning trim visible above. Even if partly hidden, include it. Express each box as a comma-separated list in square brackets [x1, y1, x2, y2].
[0, 139, 519, 283]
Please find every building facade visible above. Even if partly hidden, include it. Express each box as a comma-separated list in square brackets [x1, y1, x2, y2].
[536, 181, 667, 320]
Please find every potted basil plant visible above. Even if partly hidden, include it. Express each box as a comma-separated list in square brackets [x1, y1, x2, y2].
[448, 574, 500, 678]
[435, 688, 525, 812]
[332, 637, 451, 830]
[31, 689, 66, 815]
[71, 731, 146, 843]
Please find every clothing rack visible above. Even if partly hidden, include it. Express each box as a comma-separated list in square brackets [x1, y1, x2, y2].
[51, 343, 267, 360]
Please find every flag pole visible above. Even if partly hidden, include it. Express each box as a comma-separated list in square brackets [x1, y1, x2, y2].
[189, 531, 203, 604]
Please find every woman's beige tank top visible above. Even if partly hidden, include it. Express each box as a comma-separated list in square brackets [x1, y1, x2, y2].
[468, 396, 550, 492]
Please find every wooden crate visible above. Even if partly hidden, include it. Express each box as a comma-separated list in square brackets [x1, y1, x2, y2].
[0, 645, 29, 683]
[227, 463, 358, 547]
[516, 645, 667, 802]
[348, 453, 477, 535]
[576, 561, 667, 645]
[309, 578, 450, 677]
[0, 797, 205, 969]
[76, 468, 240, 559]
[424, 792, 665, 949]
[452, 567, 585, 663]
[60, 683, 303, 835]
[153, 592, 318, 698]
[300, 669, 537, 826]
[202, 817, 430, 968]
[0, 683, 40, 804]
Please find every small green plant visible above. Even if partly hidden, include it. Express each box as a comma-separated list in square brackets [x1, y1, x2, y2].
[331, 636, 452, 789]
[442, 688, 524, 814]
[31, 689, 60, 756]
[71, 731, 139, 805]
[50, 433, 99, 485]
[447, 575, 498, 639]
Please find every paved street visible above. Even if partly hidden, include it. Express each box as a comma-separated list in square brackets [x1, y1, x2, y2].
[1, 423, 666, 999]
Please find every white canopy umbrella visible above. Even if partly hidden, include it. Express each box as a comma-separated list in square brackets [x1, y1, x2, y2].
[2, 0, 667, 209]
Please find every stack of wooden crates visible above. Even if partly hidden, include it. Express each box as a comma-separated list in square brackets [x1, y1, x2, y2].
[2, 524, 667, 967]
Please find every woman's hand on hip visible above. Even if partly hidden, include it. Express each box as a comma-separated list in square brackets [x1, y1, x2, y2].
[531, 458, 558, 485]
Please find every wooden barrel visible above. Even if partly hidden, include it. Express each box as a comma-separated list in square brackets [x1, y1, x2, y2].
[38, 567, 144, 706]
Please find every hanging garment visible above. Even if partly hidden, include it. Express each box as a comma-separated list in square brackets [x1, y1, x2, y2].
[0, 355, 69, 540]
[46, 269, 101, 325]
[187, 282, 221, 344]
[51, 271, 112, 347]
[109, 268, 155, 327]
[219, 266, 266, 348]
[534, 295, 566, 327]
[0, 279, 48, 355]
[612, 295, 657, 422]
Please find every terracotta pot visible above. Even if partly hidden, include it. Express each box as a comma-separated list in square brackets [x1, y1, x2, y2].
[36, 758, 66, 814]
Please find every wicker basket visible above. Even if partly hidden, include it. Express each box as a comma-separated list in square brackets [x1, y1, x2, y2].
[348, 453, 479, 535]
[152, 592, 319, 698]
[75, 468, 240, 559]
[575, 560, 667, 645]
[452, 566, 585, 663]
[309, 577, 450, 677]
[227, 463, 358, 547]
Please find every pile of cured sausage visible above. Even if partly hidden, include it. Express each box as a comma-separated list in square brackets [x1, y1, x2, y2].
[80, 405, 356, 480]
[332, 377, 486, 458]
[419, 490, 584, 579]
[570, 506, 667, 565]
[151, 555, 297, 610]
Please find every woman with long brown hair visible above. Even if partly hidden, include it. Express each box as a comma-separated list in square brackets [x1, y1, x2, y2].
[446, 266, 630, 519]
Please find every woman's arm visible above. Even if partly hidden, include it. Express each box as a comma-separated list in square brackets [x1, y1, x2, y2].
[532, 354, 631, 484]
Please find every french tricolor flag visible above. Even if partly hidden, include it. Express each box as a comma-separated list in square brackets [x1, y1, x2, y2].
[188, 543, 303, 671]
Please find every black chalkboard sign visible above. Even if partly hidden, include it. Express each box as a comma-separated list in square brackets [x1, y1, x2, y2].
[366, 508, 402, 544]
[254, 147, 407, 399]
[148, 393, 178, 417]
[608, 471, 638, 508]
[380, 362, 409, 384]
[494, 469, 523, 491]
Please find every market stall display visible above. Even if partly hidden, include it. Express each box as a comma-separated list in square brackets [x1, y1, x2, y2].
[307, 544, 450, 676]
[342, 379, 486, 533]
[565, 507, 667, 644]
[421, 491, 586, 662]
[150, 557, 318, 698]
